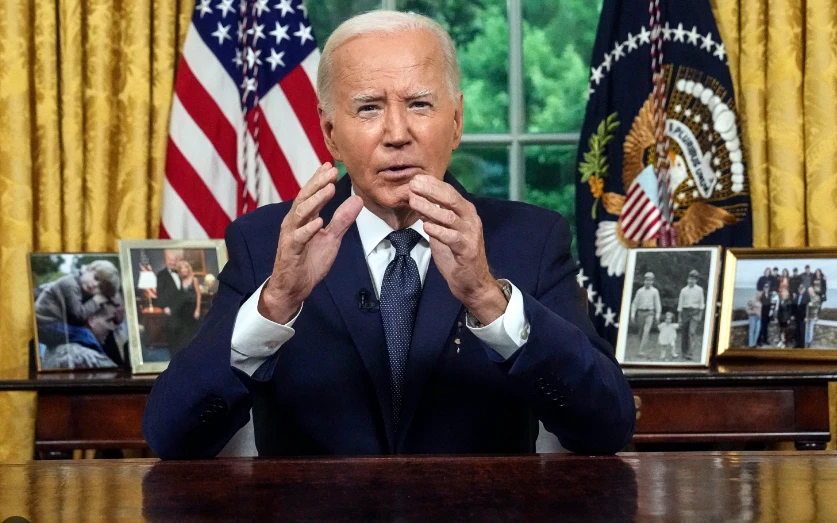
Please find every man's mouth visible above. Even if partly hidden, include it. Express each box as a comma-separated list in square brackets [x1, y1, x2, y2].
[379, 165, 422, 180]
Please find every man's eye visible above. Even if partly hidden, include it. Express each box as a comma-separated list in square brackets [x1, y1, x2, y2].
[359, 105, 378, 113]
[412, 101, 430, 109]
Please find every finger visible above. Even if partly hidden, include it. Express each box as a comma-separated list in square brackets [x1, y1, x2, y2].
[409, 194, 459, 229]
[295, 163, 338, 203]
[325, 195, 363, 239]
[409, 175, 466, 215]
[294, 183, 335, 223]
[291, 216, 324, 251]
[422, 221, 466, 254]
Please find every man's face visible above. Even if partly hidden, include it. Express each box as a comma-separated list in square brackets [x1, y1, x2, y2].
[805, 267, 811, 274]
[87, 313, 116, 343]
[687, 277, 696, 287]
[319, 29, 464, 214]
[644, 278, 653, 288]
[164, 252, 180, 270]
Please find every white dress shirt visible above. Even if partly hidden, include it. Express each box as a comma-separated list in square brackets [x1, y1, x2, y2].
[229, 204, 531, 375]
[677, 284, 705, 310]
[167, 268, 181, 290]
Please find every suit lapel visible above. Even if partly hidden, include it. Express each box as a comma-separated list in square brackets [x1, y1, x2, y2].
[395, 173, 469, 451]
[322, 176, 395, 452]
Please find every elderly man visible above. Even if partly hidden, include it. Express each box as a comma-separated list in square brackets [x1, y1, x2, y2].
[156, 249, 184, 351]
[143, 11, 634, 459]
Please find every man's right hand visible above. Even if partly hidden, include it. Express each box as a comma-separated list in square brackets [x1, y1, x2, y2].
[258, 163, 364, 324]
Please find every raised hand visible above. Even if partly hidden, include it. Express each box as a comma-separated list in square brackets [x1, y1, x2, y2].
[407, 175, 508, 325]
[259, 163, 364, 324]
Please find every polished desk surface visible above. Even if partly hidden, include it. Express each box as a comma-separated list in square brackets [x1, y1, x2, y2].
[3, 360, 837, 391]
[1, 452, 837, 522]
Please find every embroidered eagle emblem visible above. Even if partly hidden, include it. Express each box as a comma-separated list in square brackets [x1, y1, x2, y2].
[591, 66, 746, 276]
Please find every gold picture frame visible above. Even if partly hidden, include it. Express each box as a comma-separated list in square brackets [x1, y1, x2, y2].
[615, 246, 722, 368]
[717, 248, 837, 361]
[120, 239, 228, 374]
[29, 252, 127, 372]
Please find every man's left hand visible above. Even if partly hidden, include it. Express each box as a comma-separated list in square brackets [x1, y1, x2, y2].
[408, 175, 507, 325]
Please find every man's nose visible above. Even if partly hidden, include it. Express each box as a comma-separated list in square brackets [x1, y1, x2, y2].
[382, 106, 411, 148]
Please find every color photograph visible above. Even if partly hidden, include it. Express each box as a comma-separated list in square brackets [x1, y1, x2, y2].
[718, 249, 837, 361]
[616, 247, 721, 367]
[30, 253, 127, 371]
[120, 240, 227, 374]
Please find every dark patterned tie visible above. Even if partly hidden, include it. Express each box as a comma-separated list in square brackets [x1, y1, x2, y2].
[379, 228, 423, 432]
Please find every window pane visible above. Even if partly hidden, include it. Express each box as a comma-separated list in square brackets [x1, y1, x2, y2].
[523, 0, 602, 133]
[450, 146, 509, 199]
[307, 0, 382, 47]
[525, 144, 578, 257]
[396, 0, 509, 133]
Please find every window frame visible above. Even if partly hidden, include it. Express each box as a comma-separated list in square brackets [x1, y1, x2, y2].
[383, 0, 580, 201]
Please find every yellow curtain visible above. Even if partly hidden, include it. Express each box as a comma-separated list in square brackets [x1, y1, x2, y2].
[0, 0, 194, 462]
[711, 0, 837, 448]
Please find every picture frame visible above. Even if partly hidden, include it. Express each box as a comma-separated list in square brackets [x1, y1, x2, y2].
[616, 246, 722, 367]
[29, 253, 128, 372]
[120, 239, 228, 374]
[717, 248, 837, 361]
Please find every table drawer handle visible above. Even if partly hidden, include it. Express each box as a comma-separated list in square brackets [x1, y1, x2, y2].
[634, 395, 642, 421]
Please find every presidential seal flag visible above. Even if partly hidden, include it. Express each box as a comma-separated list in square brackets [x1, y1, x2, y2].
[575, 0, 752, 342]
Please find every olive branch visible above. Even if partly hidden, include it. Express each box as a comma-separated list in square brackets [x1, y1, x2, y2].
[579, 112, 619, 219]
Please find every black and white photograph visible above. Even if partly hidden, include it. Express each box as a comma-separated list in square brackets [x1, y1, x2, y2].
[30, 253, 127, 371]
[616, 247, 721, 367]
[717, 249, 837, 361]
[120, 240, 227, 374]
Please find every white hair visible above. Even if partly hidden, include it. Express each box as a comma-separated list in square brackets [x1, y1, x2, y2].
[317, 10, 461, 117]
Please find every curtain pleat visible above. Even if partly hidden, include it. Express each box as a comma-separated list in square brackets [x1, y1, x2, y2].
[713, 0, 837, 450]
[0, 0, 189, 462]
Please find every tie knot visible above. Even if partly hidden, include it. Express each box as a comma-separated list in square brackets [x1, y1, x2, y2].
[387, 229, 422, 256]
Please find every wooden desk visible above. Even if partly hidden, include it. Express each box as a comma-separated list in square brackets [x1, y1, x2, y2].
[1, 363, 833, 452]
[1, 452, 837, 521]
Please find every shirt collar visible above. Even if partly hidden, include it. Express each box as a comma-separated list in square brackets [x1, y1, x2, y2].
[352, 187, 429, 258]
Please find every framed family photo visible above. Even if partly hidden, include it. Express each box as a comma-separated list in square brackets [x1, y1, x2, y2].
[30, 253, 128, 371]
[616, 247, 722, 367]
[120, 239, 227, 374]
[717, 248, 837, 361]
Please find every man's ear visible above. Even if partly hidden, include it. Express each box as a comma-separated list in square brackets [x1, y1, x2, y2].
[318, 105, 342, 161]
[451, 92, 464, 151]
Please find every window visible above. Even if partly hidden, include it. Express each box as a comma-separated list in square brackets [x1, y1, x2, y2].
[306, 0, 603, 255]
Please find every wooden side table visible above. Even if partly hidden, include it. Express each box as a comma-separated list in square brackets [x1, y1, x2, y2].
[0, 363, 833, 454]
[0, 372, 156, 453]
[626, 362, 835, 450]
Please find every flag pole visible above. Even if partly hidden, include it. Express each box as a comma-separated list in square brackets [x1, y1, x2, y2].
[649, 0, 677, 247]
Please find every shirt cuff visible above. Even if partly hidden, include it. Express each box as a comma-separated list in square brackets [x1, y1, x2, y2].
[466, 279, 530, 360]
[230, 279, 302, 375]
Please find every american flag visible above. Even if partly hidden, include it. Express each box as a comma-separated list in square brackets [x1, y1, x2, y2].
[161, 0, 329, 239]
[620, 167, 661, 243]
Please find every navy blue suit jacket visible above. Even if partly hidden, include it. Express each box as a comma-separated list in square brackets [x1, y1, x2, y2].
[143, 175, 635, 458]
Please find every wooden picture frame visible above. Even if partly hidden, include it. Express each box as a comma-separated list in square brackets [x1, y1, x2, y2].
[120, 239, 228, 374]
[616, 246, 722, 367]
[717, 248, 837, 361]
[29, 252, 127, 372]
